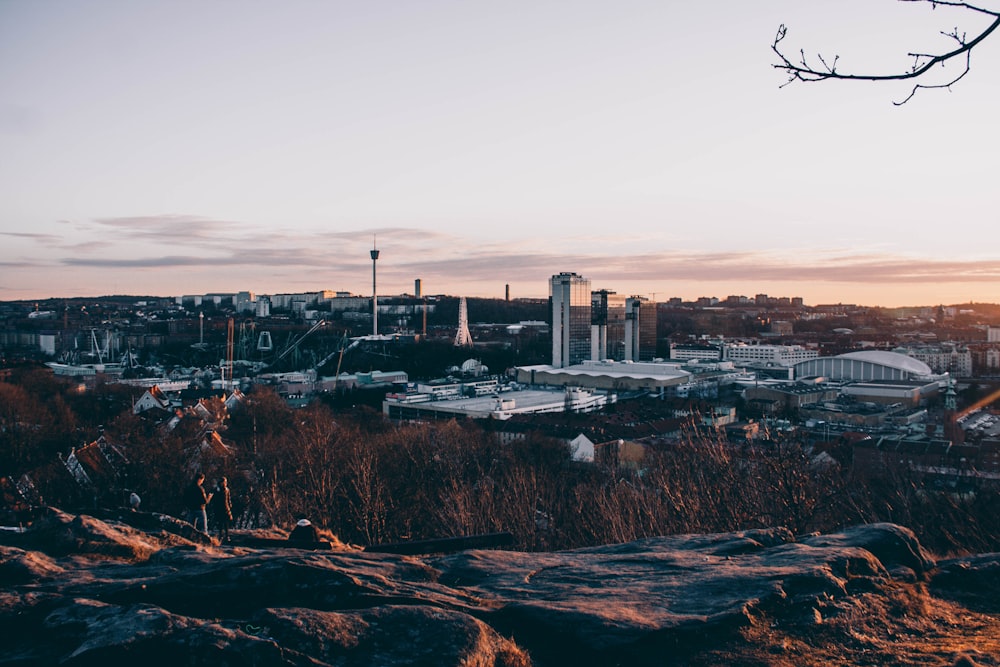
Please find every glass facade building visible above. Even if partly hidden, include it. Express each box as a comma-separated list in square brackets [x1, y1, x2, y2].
[550, 272, 592, 367]
[625, 296, 658, 362]
[591, 289, 627, 361]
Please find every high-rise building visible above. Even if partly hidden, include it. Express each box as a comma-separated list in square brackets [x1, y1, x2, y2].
[550, 272, 591, 368]
[591, 289, 627, 361]
[235, 291, 256, 313]
[625, 296, 657, 362]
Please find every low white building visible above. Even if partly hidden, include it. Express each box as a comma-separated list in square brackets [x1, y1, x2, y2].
[383, 386, 610, 421]
[669, 343, 723, 361]
[724, 343, 818, 367]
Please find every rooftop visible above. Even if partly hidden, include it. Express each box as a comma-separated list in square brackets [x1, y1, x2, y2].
[837, 350, 934, 376]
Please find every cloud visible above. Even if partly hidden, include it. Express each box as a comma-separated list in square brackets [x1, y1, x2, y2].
[387, 247, 1000, 286]
[90, 215, 242, 243]
[613, 252, 1000, 284]
[49, 217, 458, 272]
[322, 227, 452, 243]
[20, 214, 1000, 301]
[77, 217, 452, 257]
[0, 259, 51, 269]
[0, 231, 62, 245]
[62, 241, 113, 253]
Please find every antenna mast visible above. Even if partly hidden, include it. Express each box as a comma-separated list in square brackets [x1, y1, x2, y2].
[370, 235, 380, 336]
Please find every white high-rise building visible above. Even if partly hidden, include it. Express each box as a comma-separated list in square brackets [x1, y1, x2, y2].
[551, 272, 591, 368]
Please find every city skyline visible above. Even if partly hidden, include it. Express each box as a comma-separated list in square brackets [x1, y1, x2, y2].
[2, 1, 999, 307]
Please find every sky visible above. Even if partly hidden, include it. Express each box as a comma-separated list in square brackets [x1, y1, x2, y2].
[1, 0, 999, 308]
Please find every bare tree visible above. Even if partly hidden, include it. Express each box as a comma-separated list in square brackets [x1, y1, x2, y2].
[773, 0, 1000, 104]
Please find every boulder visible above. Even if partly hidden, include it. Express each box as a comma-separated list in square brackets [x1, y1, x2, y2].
[0, 545, 64, 584]
[930, 553, 1000, 613]
[254, 605, 530, 667]
[800, 522, 936, 578]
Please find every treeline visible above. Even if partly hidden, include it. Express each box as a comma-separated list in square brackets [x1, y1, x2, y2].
[2, 370, 998, 555]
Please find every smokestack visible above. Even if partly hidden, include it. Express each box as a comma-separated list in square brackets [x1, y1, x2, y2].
[505, 283, 510, 302]
[415, 278, 422, 299]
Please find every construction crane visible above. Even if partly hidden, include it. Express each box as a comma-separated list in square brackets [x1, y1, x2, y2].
[273, 319, 328, 365]
[312, 331, 349, 372]
[334, 333, 361, 392]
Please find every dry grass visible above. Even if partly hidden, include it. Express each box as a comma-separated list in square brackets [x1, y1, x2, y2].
[695, 584, 1000, 666]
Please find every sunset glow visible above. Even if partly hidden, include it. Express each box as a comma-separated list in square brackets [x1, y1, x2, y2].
[2, 1, 999, 306]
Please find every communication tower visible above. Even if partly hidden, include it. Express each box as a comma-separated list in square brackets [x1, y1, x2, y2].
[371, 236, 380, 336]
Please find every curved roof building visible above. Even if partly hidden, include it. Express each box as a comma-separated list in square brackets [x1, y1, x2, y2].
[516, 360, 690, 392]
[793, 350, 934, 382]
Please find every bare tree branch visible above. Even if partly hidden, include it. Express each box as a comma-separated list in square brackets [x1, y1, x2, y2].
[773, 0, 1000, 104]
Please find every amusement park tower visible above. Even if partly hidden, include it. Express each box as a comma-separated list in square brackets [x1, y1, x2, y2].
[455, 297, 473, 347]
[371, 237, 380, 336]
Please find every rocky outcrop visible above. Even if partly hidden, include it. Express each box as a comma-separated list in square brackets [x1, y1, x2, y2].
[1, 510, 997, 666]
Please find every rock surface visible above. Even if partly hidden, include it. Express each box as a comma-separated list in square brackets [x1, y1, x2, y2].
[1, 510, 998, 666]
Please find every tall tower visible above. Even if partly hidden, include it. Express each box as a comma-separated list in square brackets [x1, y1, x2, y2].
[591, 289, 626, 361]
[624, 296, 658, 362]
[550, 272, 591, 368]
[454, 297, 473, 347]
[370, 237, 380, 336]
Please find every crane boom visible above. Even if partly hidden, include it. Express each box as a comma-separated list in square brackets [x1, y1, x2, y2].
[275, 319, 327, 363]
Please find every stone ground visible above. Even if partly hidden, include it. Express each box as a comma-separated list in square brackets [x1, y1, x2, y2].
[0, 507, 997, 666]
